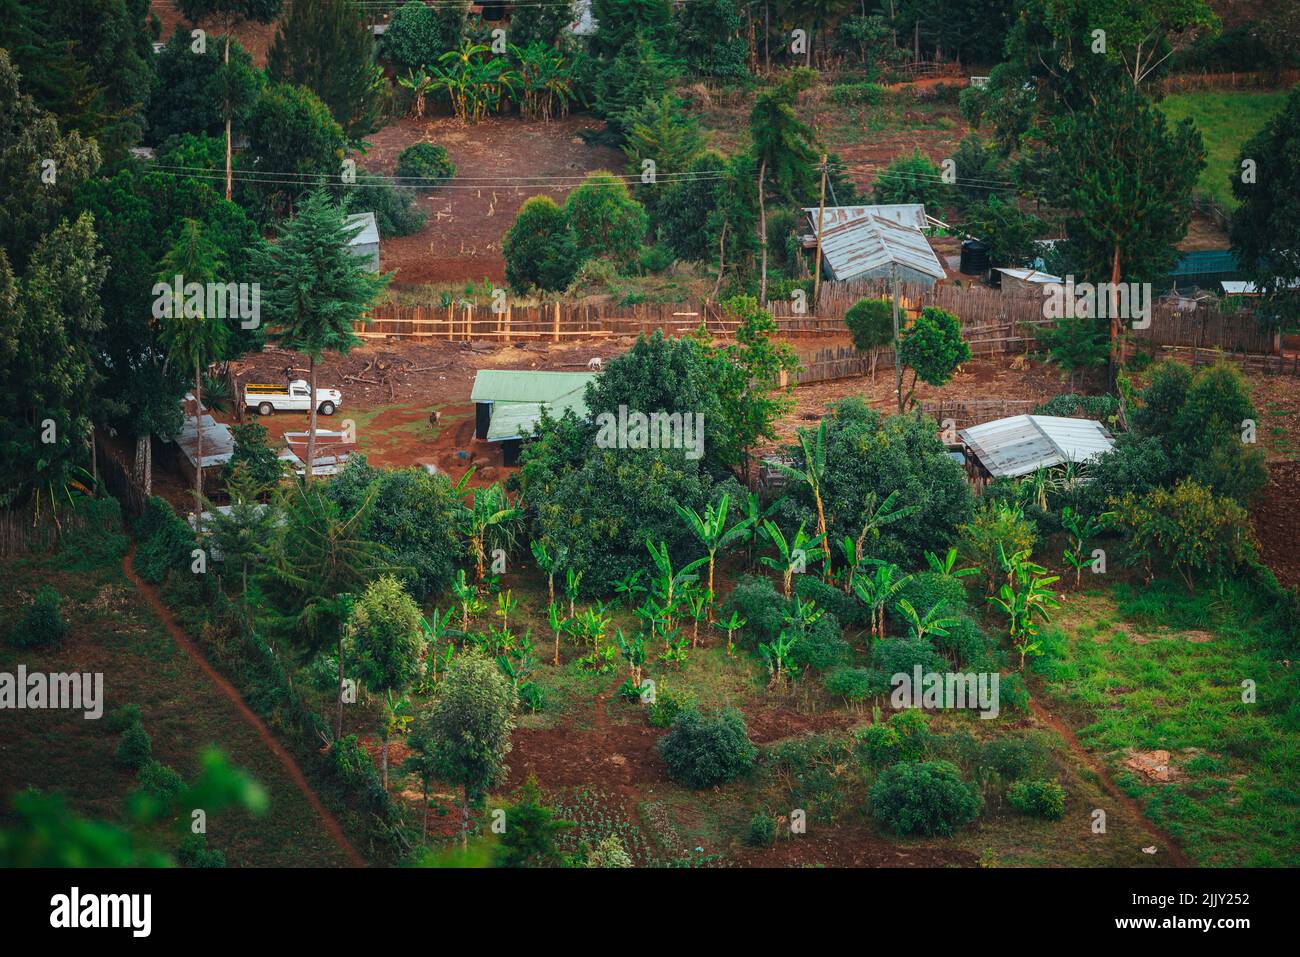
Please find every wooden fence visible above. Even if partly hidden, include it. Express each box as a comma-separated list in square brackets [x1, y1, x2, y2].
[1155, 69, 1300, 94]
[95, 433, 147, 518]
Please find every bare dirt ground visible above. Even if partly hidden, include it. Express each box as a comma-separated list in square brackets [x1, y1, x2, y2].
[1252, 461, 1300, 589]
[152, 1, 281, 64]
[357, 115, 624, 286]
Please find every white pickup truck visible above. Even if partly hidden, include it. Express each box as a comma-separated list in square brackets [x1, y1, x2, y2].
[245, 379, 342, 416]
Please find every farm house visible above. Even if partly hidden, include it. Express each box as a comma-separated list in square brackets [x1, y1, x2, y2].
[471, 370, 597, 465]
[802, 204, 946, 286]
[958, 414, 1115, 483]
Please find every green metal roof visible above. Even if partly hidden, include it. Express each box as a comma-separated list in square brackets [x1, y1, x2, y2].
[473, 370, 597, 442]
[1168, 250, 1238, 277]
[471, 370, 597, 404]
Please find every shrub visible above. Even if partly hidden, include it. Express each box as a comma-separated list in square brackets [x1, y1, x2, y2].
[637, 243, 673, 274]
[830, 81, 885, 106]
[647, 685, 696, 729]
[872, 149, 945, 208]
[58, 497, 129, 570]
[722, 575, 789, 646]
[871, 636, 944, 677]
[658, 707, 757, 789]
[981, 735, 1052, 782]
[796, 575, 867, 627]
[564, 171, 648, 266]
[958, 500, 1037, 593]
[502, 195, 579, 293]
[395, 143, 456, 187]
[1007, 778, 1065, 819]
[137, 760, 185, 805]
[857, 709, 932, 767]
[746, 811, 776, 847]
[997, 671, 1032, 714]
[585, 833, 633, 868]
[869, 760, 981, 836]
[892, 572, 968, 620]
[177, 833, 227, 868]
[105, 704, 143, 734]
[790, 613, 851, 671]
[224, 422, 284, 491]
[331, 734, 378, 794]
[134, 497, 197, 585]
[930, 614, 989, 668]
[843, 297, 893, 355]
[115, 723, 152, 771]
[10, 587, 67, 649]
[824, 666, 890, 704]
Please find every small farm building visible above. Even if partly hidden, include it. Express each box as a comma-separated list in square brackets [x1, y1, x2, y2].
[471, 370, 597, 465]
[958, 414, 1114, 480]
[802, 205, 945, 286]
[343, 212, 380, 272]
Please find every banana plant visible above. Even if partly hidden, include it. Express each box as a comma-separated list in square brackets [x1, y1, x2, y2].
[719, 611, 746, 658]
[458, 482, 520, 582]
[495, 589, 517, 631]
[398, 68, 432, 118]
[988, 547, 1060, 670]
[893, 597, 960, 644]
[417, 608, 452, 691]
[852, 562, 912, 639]
[379, 691, 413, 790]
[614, 628, 647, 689]
[646, 540, 707, 631]
[451, 569, 486, 632]
[759, 520, 826, 598]
[611, 569, 645, 608]
[674, 492, 752, 617]
[759, 631, 800, 690]
[1060, 506, 1108, 589]
[772, 421, 831, 580]
[682, 584, 711, 648]
[546, 600, 566, 666]
[530, 539, 567, 607]
[924, 546, 978, 581]
[563, 566, 583, 617]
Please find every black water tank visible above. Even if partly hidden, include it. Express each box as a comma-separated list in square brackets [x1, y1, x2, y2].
[960, 240, 990, 276]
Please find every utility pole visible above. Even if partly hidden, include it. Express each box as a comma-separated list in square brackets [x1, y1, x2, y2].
[812, 154, 828, 314]
[892, 264, 903, 414]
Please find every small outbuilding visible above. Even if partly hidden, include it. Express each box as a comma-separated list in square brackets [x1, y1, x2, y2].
[993, 267, 1062, 295]
[958, 414, 1114, 481]
[802, 204, 945, 286]
[471, 370, 598, 465]
[343, 211, 380, 272]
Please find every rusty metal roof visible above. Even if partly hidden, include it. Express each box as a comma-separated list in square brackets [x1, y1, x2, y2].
[959, 415, 1114, 478]
[804, 207, 945, 282]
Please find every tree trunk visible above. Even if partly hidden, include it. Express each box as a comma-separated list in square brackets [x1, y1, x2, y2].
[757, 159, 768, 306]
[710, 215, 728, 303]
[336, 635, 344, 741]
[381, 738, 389, 790]
[461, 787, 470, 850]
[194, 358, 204, 536]
[1109, 244, 1122, 374]
[306, 358, 318, 484]
[224, 36, 233, 202]
[421, 784, 430, 841]
[764, 0, 770, 71]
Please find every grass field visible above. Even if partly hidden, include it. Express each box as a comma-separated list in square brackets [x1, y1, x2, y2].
[1032, 581, 1300, 866]
[0, 545, 351, 867]
[1158, 90, 1290, 206]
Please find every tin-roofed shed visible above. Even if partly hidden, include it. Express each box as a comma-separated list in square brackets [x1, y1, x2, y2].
[471, 370, 598, 464]
[959, 415, 1114, 479]
[344, 212, 380, 272]
[803, 206, 945, 285]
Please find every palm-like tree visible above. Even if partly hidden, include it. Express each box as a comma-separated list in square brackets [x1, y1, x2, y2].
[853, 562, 912, 640]
[774, 421, 831, 581]
[459, 483, 520, 582]
[399, 68, 433, 118]
[530, 539, 567, 607]
[893, 597, 961, 645]
[646, 540, 707, 630]
[759, 520, 826, 598]
[989, 547, 1061, 670]
[674, 492, 752, 618]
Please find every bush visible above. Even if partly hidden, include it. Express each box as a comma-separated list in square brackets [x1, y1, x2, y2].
[871, 636, 944, 677]
[134, 497, 197, 585]
[105, 704, 143, 734]
[177, 833, 227, 868]
[331, 734, 379, 794]
[830, 81, 884, 106]
[1007, 778, 1065, 819]
[891, 572, 968, 621]
[872, 150, 945, 208]
[137, 760, 185, 805]
[395, 143, 456, 187]
[637, 243, 673, 274]
[857, 709, 931, 767]
[843, 297, 893, 355]
[722, 575, 789, 646]
[658, 707, 757, 789]
[647, 684, 696, 729]
[10, 587, 67, 649]
[981, 735, 1052, 782]
[930, 614, 990, 668]
[958, 500, 1037, 593]
[824, 666, 890, 704]
[502, 195, 579, 293]
[58, 497, 129, 570]
[746, 811, 776, 847]
[115, 723, 152, 771]
[564, 171, 649, 266]
[796, 575, 867, 628]
[869, 760, 981, 836]
[790, 613, 851, 672]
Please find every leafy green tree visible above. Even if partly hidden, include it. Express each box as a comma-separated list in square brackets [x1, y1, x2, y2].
[492, 774, 573, 867]
[897, 307, 970, 413]
[961, 196, 1046, 268]
[257, 189, 388, 481]
[588, 0, 674, 59]
[422, 649, 517, 848]
[656, 150, 727, 262]
[267, 0, 384, 140]
[508, 1, 574, 49]
[657, 706, 756, 788]
[844, 297, 893, 380]
[502, 195, 578, 293]
[259, 479, 389, 739]
[380, 0, 468, 73]
[872, 149, 945, 208]
[245, 84, 348, 218]
[207, 463, 277, 595]
[622, 93, 705, 219]
[349, 575, 425, 788]
[674, 0, 748, 78]
[590, 29, 678, 142]
[564, 171, 649, 267]
[1231, 84, 1300, 330]
[1035, 315, 1108, 390]
[869, 760, 980, 837]
[148, 27, 263, 147]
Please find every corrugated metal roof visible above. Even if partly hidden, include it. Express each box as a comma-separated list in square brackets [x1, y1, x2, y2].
[175, 415, 235, 469]
[804, 208, 945, 282]
[804, 204, 929, 230]
[344, 211, 379, 246]
[959, 414, 1114, 478]
[472, 370, 598, 442]
[996, 267, 1062, 284]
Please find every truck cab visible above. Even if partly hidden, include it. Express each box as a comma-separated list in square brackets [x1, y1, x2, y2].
[245, 379, 342, 416]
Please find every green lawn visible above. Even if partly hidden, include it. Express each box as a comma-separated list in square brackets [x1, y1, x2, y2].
[1159, 90, 1290, 206]
[1032, 581, 1300, 866]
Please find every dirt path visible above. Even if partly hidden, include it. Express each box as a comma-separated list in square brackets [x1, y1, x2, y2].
[1028, 696, 1193, 867]
[121, 545, 368, 868]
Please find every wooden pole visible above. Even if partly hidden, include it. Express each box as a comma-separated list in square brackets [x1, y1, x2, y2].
[813, 153, 828, 313]
[553, 301, 560, 342]
[892, 265, 903, 414]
